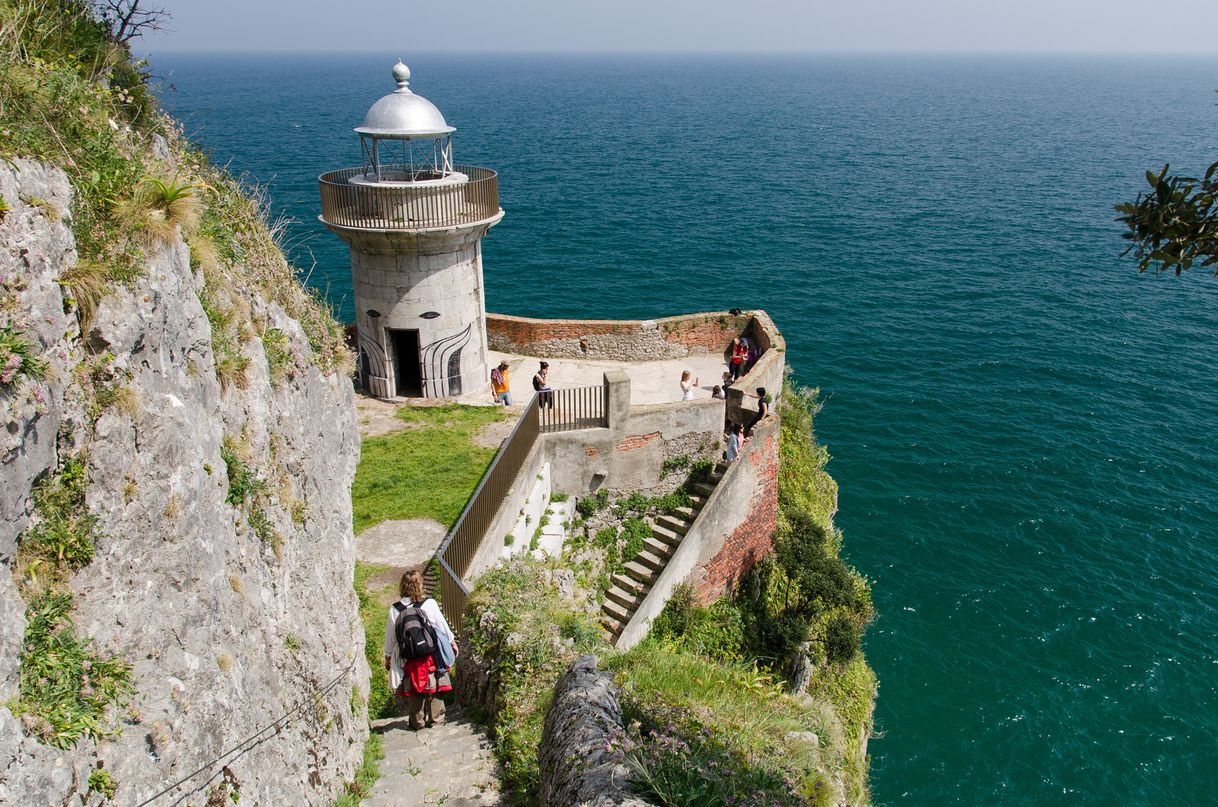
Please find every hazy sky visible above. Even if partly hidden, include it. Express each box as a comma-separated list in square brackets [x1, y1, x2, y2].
[139, 0, 1218, 54]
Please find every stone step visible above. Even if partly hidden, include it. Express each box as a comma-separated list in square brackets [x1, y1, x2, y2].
[610, 573, 645, 596]
[687, 494, 708, 510]
[671, 505, 698, 519]
[655, 514, 690, 535]
[643, 536, 674, 558]
[604, 585, 640, 610]
[634, 550, 667, 573]
[691, 481, 717, 498]
[624, 560, 658, 584]
[602, 598, 632, 623]
[601, 616, 623, 636]
[651, 524, 683, 547]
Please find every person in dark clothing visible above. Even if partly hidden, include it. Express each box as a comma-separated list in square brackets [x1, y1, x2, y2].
[532, 361, 554, 409]
[745, 386, 769, 436]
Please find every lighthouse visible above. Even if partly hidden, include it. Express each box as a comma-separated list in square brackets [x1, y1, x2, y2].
[319, 60, 503, 398]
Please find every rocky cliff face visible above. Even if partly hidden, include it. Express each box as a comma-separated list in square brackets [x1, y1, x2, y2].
[0, 159, 367, 805]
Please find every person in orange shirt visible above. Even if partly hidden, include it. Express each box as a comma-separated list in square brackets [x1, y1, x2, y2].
[490, 360, 511, 405]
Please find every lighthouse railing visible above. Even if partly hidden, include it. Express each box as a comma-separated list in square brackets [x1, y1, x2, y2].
[318, 165, 500, 231]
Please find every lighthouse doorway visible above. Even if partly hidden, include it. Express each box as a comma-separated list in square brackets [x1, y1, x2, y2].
[389, 329, 422, 397]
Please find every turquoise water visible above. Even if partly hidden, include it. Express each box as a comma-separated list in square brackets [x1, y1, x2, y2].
[155, 53, 1218, 804]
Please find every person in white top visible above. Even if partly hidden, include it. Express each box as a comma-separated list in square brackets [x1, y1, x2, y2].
[383, 569, 457, 729]
[680, 369, 699, 401]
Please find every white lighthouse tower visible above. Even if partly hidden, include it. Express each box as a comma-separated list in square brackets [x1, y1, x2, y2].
[319, 60, 504, 398]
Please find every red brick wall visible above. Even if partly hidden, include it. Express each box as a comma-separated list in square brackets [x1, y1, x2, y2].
[486, 311, 754, 360]
[695, 428, 780, 602]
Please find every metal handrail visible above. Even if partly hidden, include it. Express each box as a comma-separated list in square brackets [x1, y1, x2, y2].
[318, 164, 499, 231]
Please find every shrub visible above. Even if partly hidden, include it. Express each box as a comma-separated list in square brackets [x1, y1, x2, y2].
[620, 517, 650, 561]
[549, 491, 569, 502]
[649, 584, 745, 663]
[661, 454, 691, 478]
[465, 559, 606, 801]
[261, 327, 292, 386]
[575, 489, 610, 518]
[0, 325, 47, 387]
[16, 592, 133, 749]
[19, 457, 99, 584]
[87, 767, 116, 799]
[824, 613, 860, 665]
[220, 438, 261, 505]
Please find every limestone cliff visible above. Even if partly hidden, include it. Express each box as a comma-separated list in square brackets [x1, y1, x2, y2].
[0, 156, 367, 804]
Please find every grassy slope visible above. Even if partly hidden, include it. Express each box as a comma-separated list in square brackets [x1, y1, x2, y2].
[351, 405, 511, 534]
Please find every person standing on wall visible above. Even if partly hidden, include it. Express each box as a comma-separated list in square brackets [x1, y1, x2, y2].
[384, 569, 457, 730]
[533, 361, 554, 409]
[491, 360, 512, 405]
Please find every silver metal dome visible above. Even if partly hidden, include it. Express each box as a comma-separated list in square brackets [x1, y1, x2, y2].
[354, 60, 455, 139]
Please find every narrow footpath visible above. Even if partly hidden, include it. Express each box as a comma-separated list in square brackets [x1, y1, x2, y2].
[355, 400, 505, 806]
[362, 705, 500, 806]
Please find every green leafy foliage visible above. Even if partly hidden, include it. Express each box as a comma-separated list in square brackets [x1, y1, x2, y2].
[220, 437, 260, 506]
[19, 457, 99, 583]
[607, 642, 837, 806]
[1116, 159, 1218, 275]
[0, 324, 47, 386]
[660, 454, 691, 478]
[354, 561, 394, 721]
[16, 592, 133, 749]
[87, 767, 116, 799]
[575, 488, 610, 518]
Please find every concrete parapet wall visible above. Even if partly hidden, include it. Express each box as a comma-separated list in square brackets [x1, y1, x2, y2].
[543, 374, 724, 495]
[616, 414, 780, 650]
[487, 311, 752, 361]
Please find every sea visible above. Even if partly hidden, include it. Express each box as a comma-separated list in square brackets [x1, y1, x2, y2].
[152, 52, 1218, 805]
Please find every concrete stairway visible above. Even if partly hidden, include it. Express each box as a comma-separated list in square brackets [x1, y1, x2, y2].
[362, 703, 501, 806]
[600, 462, 727, 639]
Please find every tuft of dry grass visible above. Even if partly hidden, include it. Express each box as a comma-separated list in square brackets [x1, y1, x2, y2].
[58, 259, 108, 334]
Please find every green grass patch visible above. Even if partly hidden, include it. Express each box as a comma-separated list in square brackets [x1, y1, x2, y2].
[15, 592, 133, 749]
[354, 561, 397, 721]
[331, 730, 384, 807]
[351, 405, 511, 533]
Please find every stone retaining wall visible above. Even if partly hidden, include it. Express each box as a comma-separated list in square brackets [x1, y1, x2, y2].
[539, 655, 655, 807]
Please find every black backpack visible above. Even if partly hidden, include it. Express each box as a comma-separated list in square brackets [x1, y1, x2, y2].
[391, 600, 436, 661]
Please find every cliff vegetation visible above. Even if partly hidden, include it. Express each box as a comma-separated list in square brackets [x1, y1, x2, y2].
[1, 2, 366, 803]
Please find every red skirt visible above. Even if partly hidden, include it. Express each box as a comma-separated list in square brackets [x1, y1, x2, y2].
[396, 655, 453, 697]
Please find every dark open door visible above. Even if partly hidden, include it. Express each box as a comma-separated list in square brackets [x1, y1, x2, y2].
[389, 329, 422, 397]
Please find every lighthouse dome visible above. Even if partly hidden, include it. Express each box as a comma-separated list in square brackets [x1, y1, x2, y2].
[355, 61, 455, 139]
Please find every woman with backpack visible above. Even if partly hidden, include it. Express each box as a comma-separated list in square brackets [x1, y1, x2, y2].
[383, 569, 457, 730]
